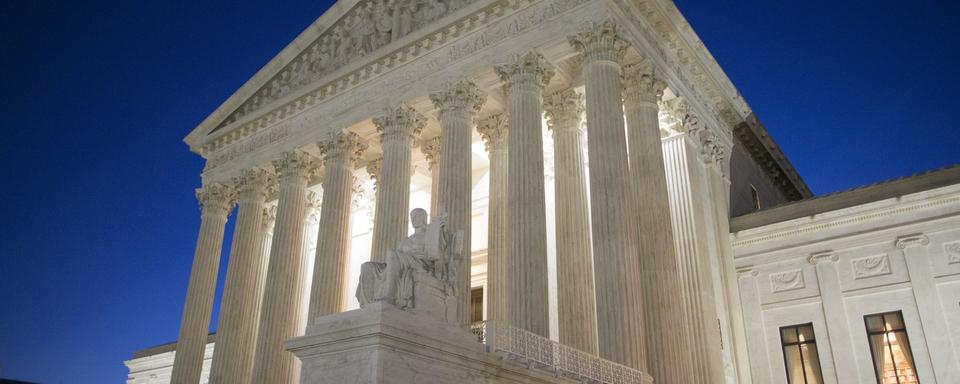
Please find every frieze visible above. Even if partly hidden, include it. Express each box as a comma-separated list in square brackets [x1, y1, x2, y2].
[205, 124, 291, 171]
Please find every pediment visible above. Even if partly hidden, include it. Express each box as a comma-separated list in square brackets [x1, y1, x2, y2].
[185, 0, 485, 152]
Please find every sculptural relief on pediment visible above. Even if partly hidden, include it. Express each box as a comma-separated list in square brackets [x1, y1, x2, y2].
[216, 0, 479, 131]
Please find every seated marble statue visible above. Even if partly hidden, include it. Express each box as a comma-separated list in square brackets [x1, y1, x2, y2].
[356, 208, 463, 310]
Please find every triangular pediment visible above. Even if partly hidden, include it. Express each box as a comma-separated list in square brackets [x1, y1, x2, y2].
[185, 0, 485, 153]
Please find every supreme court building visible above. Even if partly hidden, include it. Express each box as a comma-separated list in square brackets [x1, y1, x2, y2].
[124, 0, 960, 383]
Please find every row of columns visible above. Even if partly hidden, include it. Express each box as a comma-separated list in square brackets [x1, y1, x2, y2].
[172, 19, 721, 384]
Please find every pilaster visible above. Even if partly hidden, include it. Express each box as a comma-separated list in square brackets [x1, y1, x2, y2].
[897, 234, 960, 382]
[808, 250, 857, 383]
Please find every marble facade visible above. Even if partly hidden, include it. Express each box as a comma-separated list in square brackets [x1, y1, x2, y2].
[124, 0, 959, 383]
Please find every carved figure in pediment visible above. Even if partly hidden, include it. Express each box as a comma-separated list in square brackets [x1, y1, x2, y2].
[449, 0, 466, 11]
[372, 0, 393, 45]
[355, 4, 377, 55]
[394, 0, 417, 37]
[418, 0, 447, 24]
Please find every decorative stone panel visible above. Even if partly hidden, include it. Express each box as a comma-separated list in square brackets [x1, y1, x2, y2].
[769, 269, 805, 293]
[944, 241, 960, 265]
[851, 254, 892, 279]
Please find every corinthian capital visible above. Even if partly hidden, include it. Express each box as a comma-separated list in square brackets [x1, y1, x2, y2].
[233, 168, 274, 200]
[476, 113, 508, 152]
[318, 131, 368, 165]
[272, 150, 318, 181]
[568, 20, 628, 64]
[543, 89, 583, 132]
[494, 51, 555, 91]
[366, 157, 383, 187]
[372, 104, 427, 143]
[698, 130, 727, 167]
[622, 60, 667, 105]
[429, 80, 486, 115]
[195, 183, 236, 215]
[419, 136, 441, 170]
[668, 98, 702, 136]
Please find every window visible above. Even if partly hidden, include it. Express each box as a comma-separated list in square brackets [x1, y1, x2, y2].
[780, 323, 823, 384]
[470, 287, 484, 323]
[865, 311, 919, 384]
[750, 184, 762, 211]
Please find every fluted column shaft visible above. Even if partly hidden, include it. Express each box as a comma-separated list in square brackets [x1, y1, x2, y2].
[420, 137, 441, 217]
[622, 63, 696, 382]
[251, 151, 316, 384]
[495, 52, 553, 336]
[210, 170, 272, 384]
[430, 80, 485, 324]
[569, 21, 645, 370]
[371, 106, 426, 262]
[544, 89, 598, 353]
[171, 184, 234, 384]
[477, 114, 509, 323]
[308, 132, 366, 320]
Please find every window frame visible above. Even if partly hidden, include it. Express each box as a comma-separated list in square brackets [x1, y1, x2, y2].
[864, 310, 919, 384]
[779, 322, 823, 384]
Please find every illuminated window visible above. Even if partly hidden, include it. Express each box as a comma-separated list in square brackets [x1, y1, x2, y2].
[865, 311, 919, 384]
[780, 323, 823, 384]
[750, 184, 761, 211]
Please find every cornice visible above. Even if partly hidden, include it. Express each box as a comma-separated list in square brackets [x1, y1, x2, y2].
[731, 184, 960, 249]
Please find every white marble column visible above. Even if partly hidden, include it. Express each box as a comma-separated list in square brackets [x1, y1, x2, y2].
[258, 205, 277, 328]
[494, 52, 553, 336]
[365, 157, 382, 262]
[626, 69, 708, 382]
[477, 113, 508, 323]
[370, 105, 426, 263]
[420, 136, 441, 217]
[897, 234, 960, 382]
[543, 88, 598, 353]
[808, 251, 857, 383]
[171, 183, 235, 384]
[298, 192, 322, 331]
[210, 169, 273, 384]
[308, 131, 367, 321]
[568, 21, 646, 370]
[429, 80, 485, 324]
[251, 151, 317, 384]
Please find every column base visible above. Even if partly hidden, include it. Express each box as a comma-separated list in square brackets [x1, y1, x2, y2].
[286, 302, 572, 384]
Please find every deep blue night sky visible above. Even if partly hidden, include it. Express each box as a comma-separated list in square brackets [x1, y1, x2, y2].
[0, 1, 957, 382]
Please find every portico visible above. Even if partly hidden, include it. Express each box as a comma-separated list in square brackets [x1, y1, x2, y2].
[164, 1, 751, 383]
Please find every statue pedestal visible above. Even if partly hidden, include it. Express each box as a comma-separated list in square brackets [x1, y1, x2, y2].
[286, 302, 570, 384]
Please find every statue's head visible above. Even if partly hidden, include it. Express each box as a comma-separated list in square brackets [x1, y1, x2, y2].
[410, 208, 428, 229]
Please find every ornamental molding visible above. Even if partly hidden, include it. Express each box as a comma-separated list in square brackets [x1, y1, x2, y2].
[193, 0, 754, 181]
[851, 254, 892, 280]
[944, 241, 960, 264]
[807, 250, 838, 265]
[769, 269, 805, 293]
[732, 193, 960, 248]
[895, 233, 930, 249]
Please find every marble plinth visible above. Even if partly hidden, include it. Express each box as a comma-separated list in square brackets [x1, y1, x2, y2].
[287, 302, 571, 384]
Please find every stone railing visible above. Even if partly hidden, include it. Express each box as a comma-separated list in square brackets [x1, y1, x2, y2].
[471, 321, 653, 384]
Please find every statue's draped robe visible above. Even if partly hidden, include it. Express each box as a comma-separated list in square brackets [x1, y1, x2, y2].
[356, 220, 459, 309]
